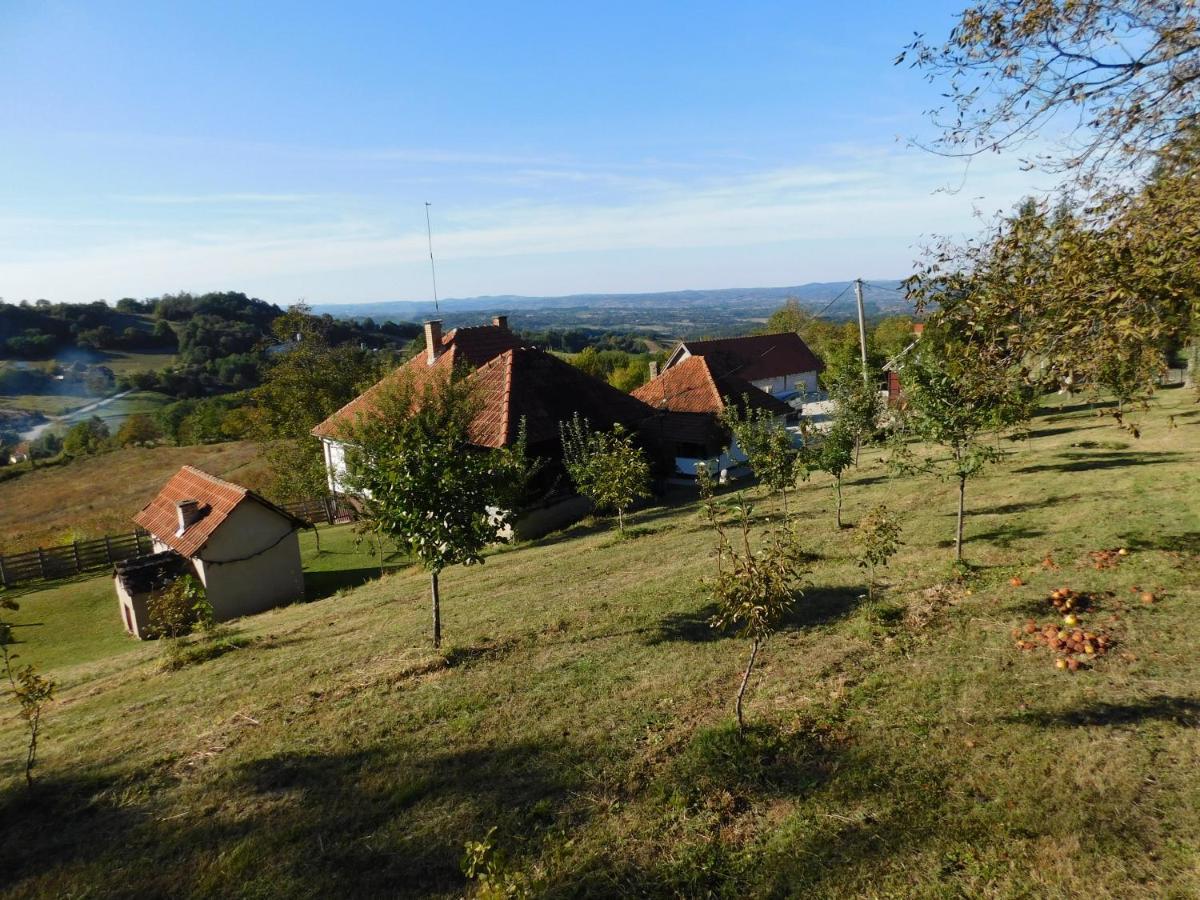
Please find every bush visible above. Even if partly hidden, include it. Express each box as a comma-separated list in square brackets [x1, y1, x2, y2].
[146, 575, 211, 639]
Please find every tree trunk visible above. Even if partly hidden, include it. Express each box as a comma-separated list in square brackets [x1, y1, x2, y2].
[431, 570, 442, 649]
[854, 437, 861, 467]
[834, 474, 843, 529]
[735, 637, 761, 731]
[377, 536, 384, 575]
[24, 709, 39, 788]
[955, 475, 966, 562]
[312, 523, 321, 554]
[617, 507, 624, 534]
[781, 488, 789, 520]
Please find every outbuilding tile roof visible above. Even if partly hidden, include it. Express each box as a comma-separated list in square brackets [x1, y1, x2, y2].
[133, 466, 302, 558]
[671, 332, 824, 381]
[633, 355, 791, 417]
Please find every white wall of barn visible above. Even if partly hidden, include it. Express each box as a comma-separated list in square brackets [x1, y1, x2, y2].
[195, 501, 304, 620]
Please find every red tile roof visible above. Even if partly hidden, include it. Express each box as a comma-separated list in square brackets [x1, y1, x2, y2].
[133, 466, 303, 558]
[312, 324, 654, 449]
[632, 355, 791, 417]
[469, 348, 653, 447]
[671, 332, 824, 381]
[312, 323, 525, 440]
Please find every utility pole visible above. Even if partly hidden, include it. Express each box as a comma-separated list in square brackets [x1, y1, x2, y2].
[853, 278, 870, 386]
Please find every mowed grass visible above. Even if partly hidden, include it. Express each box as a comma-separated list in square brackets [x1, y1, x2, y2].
[0, 441, 270, 554]
[0, 389, 1198, 897]
[0, 527, 395, 678]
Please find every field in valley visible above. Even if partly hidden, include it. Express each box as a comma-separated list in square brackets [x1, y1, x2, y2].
[0, 389, 1197, 897]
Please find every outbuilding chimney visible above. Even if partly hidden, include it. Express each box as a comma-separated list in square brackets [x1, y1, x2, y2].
[424, 320, 443, 365]
[175, 499, 201, 536]
[492, 315, 508, 331]
[648, 360, 659, 379]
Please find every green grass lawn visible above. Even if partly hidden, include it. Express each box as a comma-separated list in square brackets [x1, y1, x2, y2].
[0, 389, 1197, 897]
[0, 527, 397, 678]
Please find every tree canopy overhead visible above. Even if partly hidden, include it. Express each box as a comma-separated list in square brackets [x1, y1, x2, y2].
[901, 0, 1200, 182]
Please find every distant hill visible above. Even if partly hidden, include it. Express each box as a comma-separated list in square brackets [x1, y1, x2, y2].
[311, 280, 912, 336]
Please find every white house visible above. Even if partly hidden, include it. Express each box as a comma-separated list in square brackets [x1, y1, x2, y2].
[634, 354, 796, 479]
[311, 317, 656, 537]
[118, 466, 307, 637]
[663, 332, 825, 402]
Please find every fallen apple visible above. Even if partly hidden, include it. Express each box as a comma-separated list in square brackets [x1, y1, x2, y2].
[1064, 614, 1079, 626]
[1140, 592, 1156, 605]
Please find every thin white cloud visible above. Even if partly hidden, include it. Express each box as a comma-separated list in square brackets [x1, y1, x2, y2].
[110, 192, 323, 205]
[0, 142, 1050, 302]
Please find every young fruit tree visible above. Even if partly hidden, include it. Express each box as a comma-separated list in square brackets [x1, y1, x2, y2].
[892, 335, 1014, 562]
[815, 421, 856, 529]
[855, 504, 903, 602]
[825, 346, 883, 465]
[342, 371, 528, 648]
[560, 415, 651, 535]
[720, 401, 806, 518]
[698, 467, 806, 730]
[1, 595, 56, 787]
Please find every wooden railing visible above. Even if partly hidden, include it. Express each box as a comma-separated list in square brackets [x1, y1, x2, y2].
[0, 531, 155, 589]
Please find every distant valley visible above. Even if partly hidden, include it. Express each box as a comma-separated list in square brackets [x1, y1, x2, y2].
[312, 280, 913, 338]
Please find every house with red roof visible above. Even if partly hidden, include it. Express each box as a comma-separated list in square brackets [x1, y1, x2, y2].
[634, 354, 795, 479]
[312, 317, 658, 534]
[663, 331, 824, 402]
[115, 466, 307, 637]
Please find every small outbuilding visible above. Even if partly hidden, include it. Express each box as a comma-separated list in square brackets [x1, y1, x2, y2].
[113, 550, 189, 638]
[120, 466, 307, 637]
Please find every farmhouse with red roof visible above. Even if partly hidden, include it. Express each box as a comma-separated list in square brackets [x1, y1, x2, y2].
[312, 317, 657, 535]
[663, 331, 824, 401]
[638, 337, 813, 478]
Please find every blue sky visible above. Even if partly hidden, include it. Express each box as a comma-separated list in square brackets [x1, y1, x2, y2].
[0, 1, 1055, 305]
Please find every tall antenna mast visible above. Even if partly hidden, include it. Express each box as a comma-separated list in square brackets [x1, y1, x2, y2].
[424, 201, 440, 313]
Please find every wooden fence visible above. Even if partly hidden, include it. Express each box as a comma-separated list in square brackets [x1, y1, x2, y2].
[0, 530, 155, 589]
[279, 494, 360, 526]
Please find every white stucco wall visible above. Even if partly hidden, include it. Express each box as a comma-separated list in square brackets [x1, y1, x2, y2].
[193, 501, 305, 621]
[323, 439, 350, 494]
[750, 372, 819, 396]
[674, 434, 750, 477]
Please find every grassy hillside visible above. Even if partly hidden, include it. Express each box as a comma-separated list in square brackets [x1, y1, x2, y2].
[0, 441, 269, 554]
[0, 389, 1197, 897]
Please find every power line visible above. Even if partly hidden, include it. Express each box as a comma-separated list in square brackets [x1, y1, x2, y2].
[811, 282, 854, 319]
[862, 280, 908, 294]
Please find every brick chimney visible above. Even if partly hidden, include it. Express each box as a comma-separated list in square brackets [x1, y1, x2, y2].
[912, 322, 925, 335]
[648, 360, 659, 379]
[492, 315, 508, 331]
[424, 320, 443, 365]
[175, 499, 201, 536]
